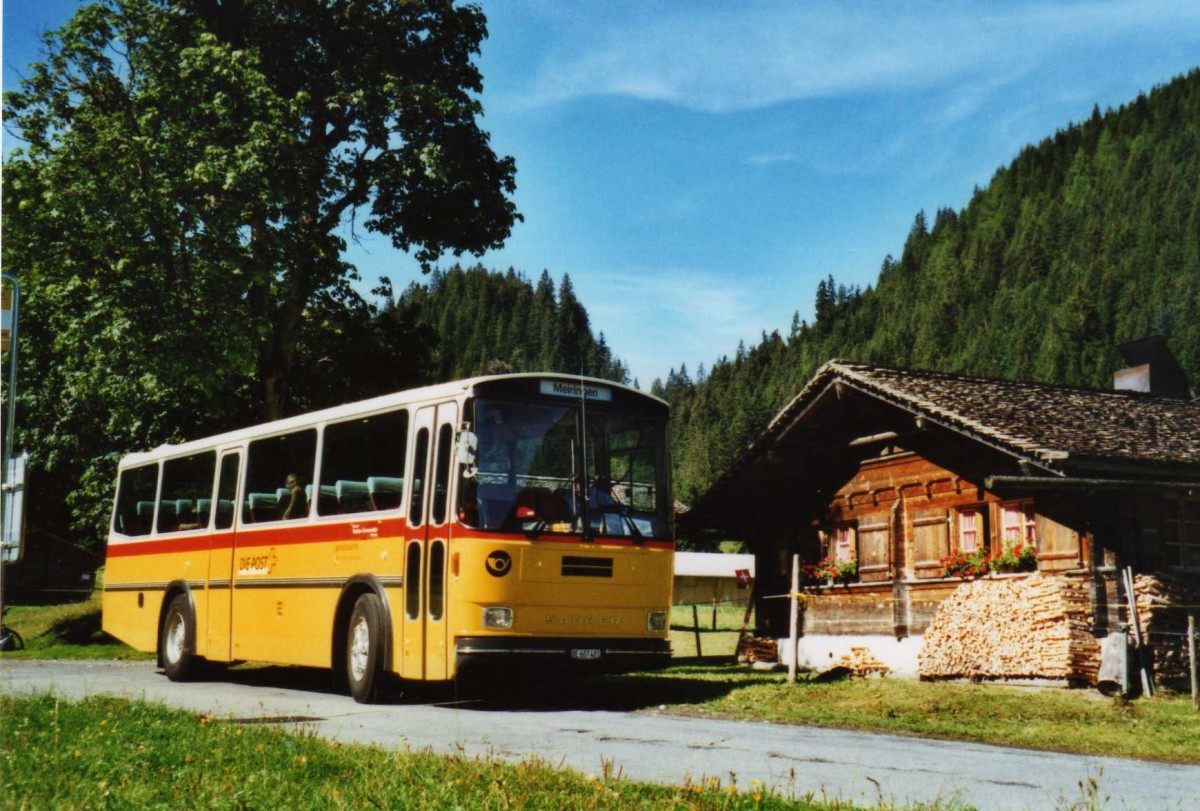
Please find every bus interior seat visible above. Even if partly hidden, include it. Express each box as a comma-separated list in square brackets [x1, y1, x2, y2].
[335, 480, 370, 513]
[247, 492, 279, 523]
[216, 498, 235, 526]
[133, 500, 156, 535]
[157, 500, 178, 531]
[196, 498, 212, 527]
[175, 499, 195, 523]
[366, 476, 404, 511]
[308, 484, 339, 515]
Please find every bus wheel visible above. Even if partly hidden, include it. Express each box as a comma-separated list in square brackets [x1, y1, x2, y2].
[161, 595, 196, 681]
[346, 593, 383, 703]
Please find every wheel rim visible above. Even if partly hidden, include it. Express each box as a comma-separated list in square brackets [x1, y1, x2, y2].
[349, 616, 370, 681]
[165, 611, 185, 665]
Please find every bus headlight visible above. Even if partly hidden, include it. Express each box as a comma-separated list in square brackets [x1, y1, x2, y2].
[646, 611, 667, 632]
[482, 606, 513, 629]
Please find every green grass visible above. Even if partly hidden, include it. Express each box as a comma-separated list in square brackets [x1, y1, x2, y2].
[624, 665, 1200, 765]
[1, 594, 149, 660]
[670, 602, 751, 658]
[0, 693, 953, 811]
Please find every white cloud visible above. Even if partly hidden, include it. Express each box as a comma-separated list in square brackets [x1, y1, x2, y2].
[511, 1, 1199, 114]
[747, 152, 800, 167]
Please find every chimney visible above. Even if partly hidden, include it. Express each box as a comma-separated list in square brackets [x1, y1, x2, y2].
[1113, 336, 1193, 399]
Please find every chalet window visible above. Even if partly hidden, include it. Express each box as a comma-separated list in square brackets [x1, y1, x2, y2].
[833, 525, 854, 562]
[957, 507, 984, 553]
[857, 518, 890, 582]
[912, 508, 949, 578]
[1136, 492, 1162, 570]
[1163, 494, 1200, 570]
[1000, 502, 1037, 545]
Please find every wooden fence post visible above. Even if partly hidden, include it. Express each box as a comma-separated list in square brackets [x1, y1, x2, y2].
[1189, 614, 1197, 712]
[788, 553, 800, 685]
[692, 604, 702, 659]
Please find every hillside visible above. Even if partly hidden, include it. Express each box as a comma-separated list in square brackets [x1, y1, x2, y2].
[390, 265, 629, 384]
[659, 69, 1200, 509]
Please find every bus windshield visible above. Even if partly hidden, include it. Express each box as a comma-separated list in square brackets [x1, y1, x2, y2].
[462, 398, 670, 539]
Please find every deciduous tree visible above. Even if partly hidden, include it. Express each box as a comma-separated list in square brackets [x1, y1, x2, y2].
[4, 0, 518, 542]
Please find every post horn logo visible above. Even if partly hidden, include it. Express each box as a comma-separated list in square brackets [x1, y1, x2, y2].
[485, 550, 512, 577]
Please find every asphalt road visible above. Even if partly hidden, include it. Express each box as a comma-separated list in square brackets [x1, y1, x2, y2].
[2, 659, 1197, 810]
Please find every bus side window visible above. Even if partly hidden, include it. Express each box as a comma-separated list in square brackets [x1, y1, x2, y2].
[113, 464, 159, 537]
[214, 453, 240, 530]
[318, 409, 408, 517]
[242, 429, 317, 524]
[409, 428, 430, 526]
[157, 452, 217, 533]
[431, 423, 454, 525]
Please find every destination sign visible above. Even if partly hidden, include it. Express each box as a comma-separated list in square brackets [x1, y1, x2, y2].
[540, 380, 613, 402]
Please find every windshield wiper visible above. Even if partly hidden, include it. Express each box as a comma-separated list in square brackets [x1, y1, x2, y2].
[590, 478, 644, 543]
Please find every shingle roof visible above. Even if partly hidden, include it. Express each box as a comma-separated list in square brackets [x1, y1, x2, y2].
[767, 360, 1200, 470]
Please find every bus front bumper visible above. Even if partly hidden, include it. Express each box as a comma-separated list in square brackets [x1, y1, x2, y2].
[455, 636, 672, 674]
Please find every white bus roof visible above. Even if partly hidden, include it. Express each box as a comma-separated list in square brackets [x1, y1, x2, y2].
[119, 373, 664, 467]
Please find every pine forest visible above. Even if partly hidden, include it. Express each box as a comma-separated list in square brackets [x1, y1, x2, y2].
[655, 69, 1200, 508]
[5, 17, 1199, 548]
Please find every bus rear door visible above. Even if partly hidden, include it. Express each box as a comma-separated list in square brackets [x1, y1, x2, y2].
[205, 450, 240, 662]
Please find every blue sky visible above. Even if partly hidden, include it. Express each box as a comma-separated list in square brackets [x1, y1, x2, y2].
[5, 1, 1200, 386]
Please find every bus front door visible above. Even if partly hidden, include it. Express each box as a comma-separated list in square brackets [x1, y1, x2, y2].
[400, 403, 456, 681]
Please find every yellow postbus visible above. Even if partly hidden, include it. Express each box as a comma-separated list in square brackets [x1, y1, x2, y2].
[102, 374, 673, 702]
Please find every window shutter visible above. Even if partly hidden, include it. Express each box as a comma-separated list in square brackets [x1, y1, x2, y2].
[857, 519, 890, 581]
[1035, 512, 1080, 571]
[912, 509, 949, 578]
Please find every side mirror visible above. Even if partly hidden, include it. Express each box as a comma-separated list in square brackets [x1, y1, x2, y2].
[515, 505, 537, 520]
[456, 429, 478, 479]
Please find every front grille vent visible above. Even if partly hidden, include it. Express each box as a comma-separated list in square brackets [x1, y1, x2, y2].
[562, 556, 613, 578]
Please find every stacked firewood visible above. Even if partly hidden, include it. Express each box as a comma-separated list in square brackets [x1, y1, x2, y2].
[919, 573, 1100, 683]
[827, 646, 891, 677]
[1132, 574, 1199, 683]
[736, 636, 779, 664]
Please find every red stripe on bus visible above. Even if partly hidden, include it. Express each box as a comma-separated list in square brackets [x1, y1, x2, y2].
[106, 533, 231, 557]
[107, 519, 672, 557]
[106, 519, 408, 557]
[225, 518, 408, 549]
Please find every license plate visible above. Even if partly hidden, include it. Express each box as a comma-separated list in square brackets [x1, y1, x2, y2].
[570, 648, 602, 661]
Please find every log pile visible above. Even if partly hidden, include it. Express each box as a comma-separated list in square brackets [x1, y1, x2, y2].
[736, 636, 778, 664]
[919, 573, 1100, 683]
[1132, 574, 1199, 684]
[827, 646, 890, 677]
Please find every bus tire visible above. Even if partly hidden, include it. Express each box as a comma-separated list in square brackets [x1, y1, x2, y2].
[160, 594, 196, 682]
[346, 593, 384, 704]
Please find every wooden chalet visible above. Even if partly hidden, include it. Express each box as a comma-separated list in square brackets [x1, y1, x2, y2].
[686, 340, 1200, 682]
